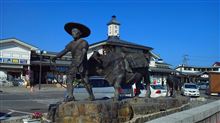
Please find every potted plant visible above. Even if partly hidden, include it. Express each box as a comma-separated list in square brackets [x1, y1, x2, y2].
[23, 112, 43, 123]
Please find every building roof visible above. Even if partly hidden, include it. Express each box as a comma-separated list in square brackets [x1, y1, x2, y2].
[150, 51, 161, 59]
[213, 62, 220, 67]
[31, 59, 71, 66]
[90, 36, 153, 51]
[32, 50, 72, 59]
[107, 15, 120, 25]
[149, 67, 177, 73]
[179, 71, 209, 77]
[0, 38, 38, 50]
[155, 62, 171, 67]
[175, 65, 220, 69]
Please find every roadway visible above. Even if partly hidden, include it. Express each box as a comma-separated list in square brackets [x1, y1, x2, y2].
[0, 87, 219, 121]
[0, 86, 66, 120]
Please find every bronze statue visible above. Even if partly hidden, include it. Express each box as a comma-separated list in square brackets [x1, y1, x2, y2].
[166, 74, 181, 97]
[52, 22, 95, 101]
[88, 50, 151, 100]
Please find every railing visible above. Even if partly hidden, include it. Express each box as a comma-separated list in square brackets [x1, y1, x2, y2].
[147, 100, 220, 123]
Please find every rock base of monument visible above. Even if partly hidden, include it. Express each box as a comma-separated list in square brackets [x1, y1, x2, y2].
[48, 96, 189, 123]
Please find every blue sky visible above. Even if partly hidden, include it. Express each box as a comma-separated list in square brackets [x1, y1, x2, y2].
[1, 0, 219, 67]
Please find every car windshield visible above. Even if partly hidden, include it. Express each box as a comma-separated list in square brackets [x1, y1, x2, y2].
[198, 82, 208, 85]
[185, 84, 197, 89]
[151, 85, 165, 90]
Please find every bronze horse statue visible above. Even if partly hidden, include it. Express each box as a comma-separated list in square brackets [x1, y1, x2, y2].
[166, 74, 181, 97]
[88, 51, 151, 100]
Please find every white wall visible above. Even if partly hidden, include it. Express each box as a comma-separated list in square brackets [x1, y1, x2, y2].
[0, 43, 31, 64]
[87, 47, 103, 59]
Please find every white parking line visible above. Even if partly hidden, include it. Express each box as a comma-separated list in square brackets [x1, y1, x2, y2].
[0, 109, 32, 120]
[8, 109, 32, 115]
[0, 111, 13, 120]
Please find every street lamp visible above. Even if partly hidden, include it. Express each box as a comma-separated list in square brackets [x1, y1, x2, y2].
[36, 50, 47, 90]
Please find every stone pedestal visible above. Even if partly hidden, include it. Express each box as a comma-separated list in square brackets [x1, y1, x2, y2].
[48, 96, 189, 123]
[48, 100, 133, 123]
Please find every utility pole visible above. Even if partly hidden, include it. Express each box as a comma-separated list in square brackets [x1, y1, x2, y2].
[182, 54, 189, 83]
[36, 50, 47, 90]
[182, 54, 189, 66]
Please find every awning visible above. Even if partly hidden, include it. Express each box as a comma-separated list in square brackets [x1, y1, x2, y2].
[149, 67, 177, 73]
[0, 64, 23, 69]
[179, 72, 209, 77]
[31, 60, 71, 66]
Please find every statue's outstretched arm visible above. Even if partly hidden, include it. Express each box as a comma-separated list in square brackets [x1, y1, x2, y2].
[55, 48, 69, 59]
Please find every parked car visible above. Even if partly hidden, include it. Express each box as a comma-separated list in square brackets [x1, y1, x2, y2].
[66, 76, 136, 99]
[181, 83, 200, 97]
[132, 83, 167, 98]
[132, 83, 146, 97]
[119, 84, 133, 97]
[0, 80, 13, 87]
[150, 84, 167, 98]
[88, 76, 133, 98]
[66, 76, 115, 99]
[197, 82, 209, 90]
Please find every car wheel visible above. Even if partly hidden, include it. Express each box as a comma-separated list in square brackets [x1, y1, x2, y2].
[102, 97, 110, 100]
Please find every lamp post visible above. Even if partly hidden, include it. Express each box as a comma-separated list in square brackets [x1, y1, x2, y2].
[36, 50, 47, 90]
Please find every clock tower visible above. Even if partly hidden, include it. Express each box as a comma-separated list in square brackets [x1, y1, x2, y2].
[107, 15, 120, 37]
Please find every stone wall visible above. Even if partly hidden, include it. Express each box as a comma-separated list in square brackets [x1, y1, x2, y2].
[48, 96, 189, 123]
[49, 100, 133, 123]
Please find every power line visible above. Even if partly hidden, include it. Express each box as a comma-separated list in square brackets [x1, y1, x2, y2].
[189, 58, 219, 61]
[189, 55, 220, 59]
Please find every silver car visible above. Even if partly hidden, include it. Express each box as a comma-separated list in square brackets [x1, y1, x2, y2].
[181, 83, 200, 97]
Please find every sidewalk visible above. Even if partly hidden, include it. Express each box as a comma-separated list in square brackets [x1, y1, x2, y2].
[0, 84, 66, 93]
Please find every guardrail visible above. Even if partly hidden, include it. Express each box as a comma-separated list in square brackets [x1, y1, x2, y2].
[147, 100, 220, 123]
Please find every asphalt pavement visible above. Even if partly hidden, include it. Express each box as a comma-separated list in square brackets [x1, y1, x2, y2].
[0, 85, 66, 121]
[0, 85, 66, 93]
[0, 86, 219, 122]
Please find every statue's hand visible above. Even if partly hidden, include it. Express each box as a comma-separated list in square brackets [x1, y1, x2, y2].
[52, 57, 57, 62]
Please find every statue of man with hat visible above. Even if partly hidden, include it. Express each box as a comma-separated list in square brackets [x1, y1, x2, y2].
[52, 22, 95, 101]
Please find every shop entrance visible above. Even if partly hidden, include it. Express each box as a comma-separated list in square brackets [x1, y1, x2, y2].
[7, 71, 22, 81]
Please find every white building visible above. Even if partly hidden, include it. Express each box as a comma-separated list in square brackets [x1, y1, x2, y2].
[149, 52, 177, 85]
[175, 64, 220, 82]
[176, 65, 220, 73]
[0, 38, 38, 81]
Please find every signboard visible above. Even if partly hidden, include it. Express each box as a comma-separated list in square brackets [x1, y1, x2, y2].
[12, 59, 19, 64]
[20, 59, 27, 64]
[3, 58, 12, 63]
[201, 74, 209, 78]
[55, 66, 68, 72]
[1, 58, 28, 64]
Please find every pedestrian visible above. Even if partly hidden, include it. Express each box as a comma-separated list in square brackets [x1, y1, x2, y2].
[28, 70, 34, 92]
[63, 74, 67, 84]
